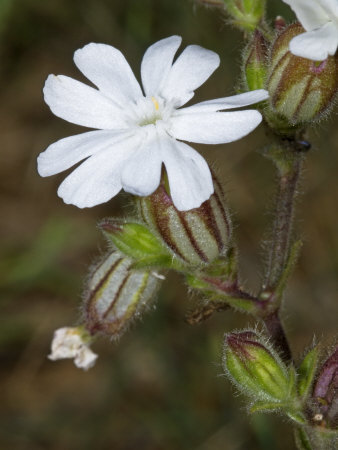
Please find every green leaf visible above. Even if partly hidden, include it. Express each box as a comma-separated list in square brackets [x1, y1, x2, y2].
[250, 400, 283, 413]
[294, 427, 313, 450]
[274, 240, 303, 302]
[297, 345, 319, 400]
[286, 410, 307, 425]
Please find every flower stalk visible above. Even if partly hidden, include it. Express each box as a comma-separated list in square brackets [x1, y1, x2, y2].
[262, 141, 304, 294]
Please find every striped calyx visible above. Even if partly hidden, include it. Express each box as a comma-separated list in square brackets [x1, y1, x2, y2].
[137, 176, 232, 267]
[84, 251, 162, 337]
[267, 24, 338, 126]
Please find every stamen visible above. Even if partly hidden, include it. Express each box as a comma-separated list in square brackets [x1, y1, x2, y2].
[151, 96, 160, 111]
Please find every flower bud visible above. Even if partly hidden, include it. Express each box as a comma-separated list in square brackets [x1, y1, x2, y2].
[48, 326, 98, 371]
[223, 0, 266, 32]
[267, 24, 338, 126]
[243, 30, 268, 91]
[223, 330, 292, 402]
[311, 347, 338, 429]
[137, 176, 232, 267]
[99, 219, 174, 269]
[84, 251, 162, 337]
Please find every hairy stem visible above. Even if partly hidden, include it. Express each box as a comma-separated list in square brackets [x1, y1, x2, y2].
[259, 139, 307, 360]
[262, 310, 292, 361]
[263, 146, 303, 292]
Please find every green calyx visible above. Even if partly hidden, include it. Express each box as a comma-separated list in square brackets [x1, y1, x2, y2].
[224, 0, 266, 32]
[243, 30, 268, 90]
[99, 219, 179, 270]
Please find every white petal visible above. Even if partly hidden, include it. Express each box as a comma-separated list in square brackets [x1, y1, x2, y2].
[121, 131, 162, 196]
[48, 328, 81, 360]
[141, 36, 182, 96]
[175, 90, 269, 114]
[170, 110, 263, 145]
[58, 132, 144, 208]
[159, 136, 213, 211]
[38, 130, 131, 177]
[283, 0, 330, 30]
[44, 75, 127, 129]
[160, 45, 220, 107]
[74, 347, 98, 371]
[318, 0, 338, 19]
[74, 43, 143, 105]
[289, 22, 338, 60]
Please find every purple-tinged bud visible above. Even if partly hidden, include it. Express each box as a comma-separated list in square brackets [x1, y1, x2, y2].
[243, 30, 268, 91]
[137, 176, 232, 267]
[311, 347, 338, 429]
[223, 330, 293, 402]
[84, 251, 162, 337]
[267, 24, 338, 127]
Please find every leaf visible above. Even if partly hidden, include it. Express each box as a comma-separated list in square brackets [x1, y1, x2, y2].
[294, 427, 313, 450]
[250, 401, 283, 413]
[298, 345, 319, 400]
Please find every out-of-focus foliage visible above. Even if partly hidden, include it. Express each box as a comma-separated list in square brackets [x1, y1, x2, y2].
[0, 1, 337, 449]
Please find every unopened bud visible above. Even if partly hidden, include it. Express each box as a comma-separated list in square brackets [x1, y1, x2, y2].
[243, 30, 268, 91]
[311, 347, 338, 429]
[224, 0, 266, 32]
[99, 220, 173, 268]
[137, 176, 232, 268]
[267, 24, 338, 126]
[84, 251, 162, 337]
[223, 330, 292, 402]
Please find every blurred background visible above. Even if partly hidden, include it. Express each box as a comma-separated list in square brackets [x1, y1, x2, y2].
[0, 0, 337, 449]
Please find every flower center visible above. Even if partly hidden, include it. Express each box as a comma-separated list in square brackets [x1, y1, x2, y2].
[151, 96, 160, 111]
[124, 96, 174, 129]
[138, 96, 163, 126]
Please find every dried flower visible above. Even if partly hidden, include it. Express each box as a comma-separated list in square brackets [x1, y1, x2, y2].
[48, 327, 98, 371]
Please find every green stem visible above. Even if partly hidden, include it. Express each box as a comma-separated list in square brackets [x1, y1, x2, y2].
[262, 310, 292, 361]
[263, 146, 303, 292]
[259, 139, 307, 360]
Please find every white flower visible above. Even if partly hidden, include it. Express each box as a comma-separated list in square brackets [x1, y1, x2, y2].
[48, 327, 98, 370]
[283, 0, 338, 61]
[38, 36, 268, 211]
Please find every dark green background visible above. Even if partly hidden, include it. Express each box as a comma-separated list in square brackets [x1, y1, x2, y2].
[0, 1, 337, 449]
